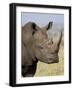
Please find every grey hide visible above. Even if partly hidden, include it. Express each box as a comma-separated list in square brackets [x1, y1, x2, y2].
[22, 22, 62, 77]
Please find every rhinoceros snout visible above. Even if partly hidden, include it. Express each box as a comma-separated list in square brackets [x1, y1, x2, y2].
[47, 55, 59, 64]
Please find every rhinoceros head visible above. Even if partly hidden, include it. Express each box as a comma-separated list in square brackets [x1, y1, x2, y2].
[22, 22, 62, 65]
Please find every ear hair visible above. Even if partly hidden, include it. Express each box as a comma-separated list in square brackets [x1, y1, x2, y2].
[32, 23, 37, 35]
[46, 21, 53, 30]
[32, 23, 36, 30]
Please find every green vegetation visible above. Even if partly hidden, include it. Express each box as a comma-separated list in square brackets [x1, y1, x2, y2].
[35, 46, 64, 77]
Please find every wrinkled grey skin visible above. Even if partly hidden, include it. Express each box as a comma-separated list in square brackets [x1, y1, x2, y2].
[22, 22, 62, 77]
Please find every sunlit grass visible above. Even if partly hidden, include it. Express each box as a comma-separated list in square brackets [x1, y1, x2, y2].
[35, 46, 64, 76]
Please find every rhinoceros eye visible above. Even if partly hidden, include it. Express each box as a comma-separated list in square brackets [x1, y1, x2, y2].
[39, 46, 43, 49]
[37, 45, 43, 49]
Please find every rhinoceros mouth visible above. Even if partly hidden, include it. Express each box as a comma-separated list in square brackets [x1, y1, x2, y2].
[36, 56, 59, 64]
[48, 58, 59, 64]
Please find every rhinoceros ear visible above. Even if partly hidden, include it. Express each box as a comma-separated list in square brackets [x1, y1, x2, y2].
[46, 21, 53, 30]
[32, 23, 36, 30]
[42, 21, 53, 31]
[32, 23, 38, 35]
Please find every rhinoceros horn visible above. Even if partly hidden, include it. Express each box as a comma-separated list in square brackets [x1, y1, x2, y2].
[53, 31, 62, 52]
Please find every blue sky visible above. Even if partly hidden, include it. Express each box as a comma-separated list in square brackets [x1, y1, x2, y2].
[21, 12, 64, 27]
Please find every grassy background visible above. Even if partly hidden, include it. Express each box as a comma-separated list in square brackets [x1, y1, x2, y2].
[34, 46, 64, 77]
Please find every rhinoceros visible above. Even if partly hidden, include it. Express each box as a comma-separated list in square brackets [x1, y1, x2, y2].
[22, 22, 62, 77]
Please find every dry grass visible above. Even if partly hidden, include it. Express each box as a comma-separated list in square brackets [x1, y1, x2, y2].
[34, 46, 64, 77]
